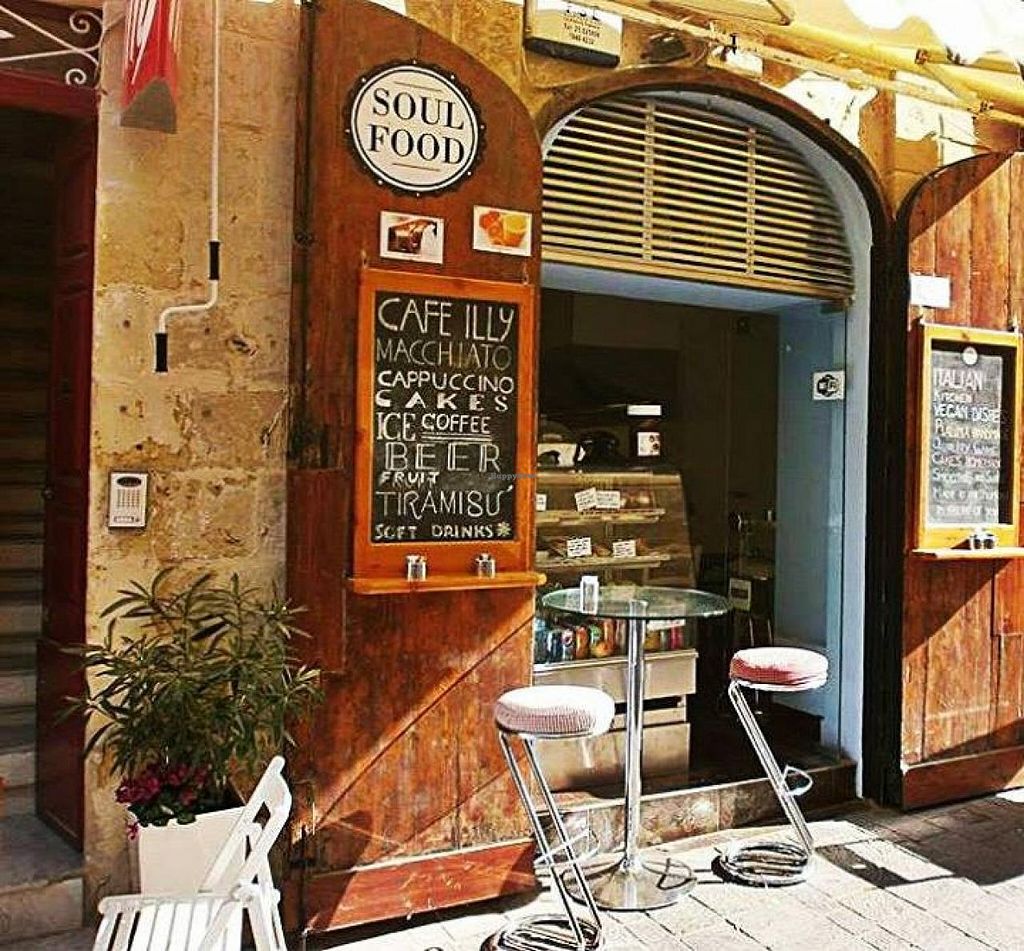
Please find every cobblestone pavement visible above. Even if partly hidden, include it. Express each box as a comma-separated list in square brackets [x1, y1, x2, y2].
[318, 789, 1024, 951]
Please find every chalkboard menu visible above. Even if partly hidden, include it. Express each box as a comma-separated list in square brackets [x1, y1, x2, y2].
[353, 270, 536, 584]
[371, 289, 519, 543]
[917, 325, 1022, 550]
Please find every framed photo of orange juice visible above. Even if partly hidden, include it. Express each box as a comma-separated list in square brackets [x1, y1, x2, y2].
[473, 206, 532, 257]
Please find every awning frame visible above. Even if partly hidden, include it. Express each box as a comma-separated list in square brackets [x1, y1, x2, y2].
[586, 0, 1024, 127]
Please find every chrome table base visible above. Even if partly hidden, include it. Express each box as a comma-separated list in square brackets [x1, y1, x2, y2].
[566, 852, 696, 911]
[482, 915, 603, 951]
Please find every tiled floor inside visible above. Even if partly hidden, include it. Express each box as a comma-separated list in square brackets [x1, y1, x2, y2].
[314, 790, 1024, 951]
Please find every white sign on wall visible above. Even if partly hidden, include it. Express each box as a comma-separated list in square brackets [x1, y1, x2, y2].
[524, 0, 622, 67]
[909, 273, 951, 309]
[346, 62, 484, 196]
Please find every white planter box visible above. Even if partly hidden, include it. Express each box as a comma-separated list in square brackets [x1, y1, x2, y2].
[129, 806, 246, 950]
[134, 806, 246, 893]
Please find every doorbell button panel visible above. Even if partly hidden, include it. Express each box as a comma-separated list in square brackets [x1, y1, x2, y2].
[108, 471, 149, 528]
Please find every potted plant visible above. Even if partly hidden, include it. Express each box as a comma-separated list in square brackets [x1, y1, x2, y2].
[72, 569, 322, 893]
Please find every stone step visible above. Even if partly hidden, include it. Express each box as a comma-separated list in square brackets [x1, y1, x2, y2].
[0, 573, 41, 597]
[0, 515, 42, 541]
[0, 635, 35, 660]
[0, 817, 84, 944]
[0, 658, 33, 684]
[0, 601, 41, 632]
[0, 543, 42, 572]
[0, 722, 32, 755]
[0, 784, 34, 820]
[0, 670, 34, 708]
[0, 462, 45, 486]
[1, 927, 94, 950]
[0, 416, 44, 444]
[0, 705, 32, 728]
[0, 437, 46, 464]
[0, 746, 34, 789]
[0, 488, 43, 517]
[0, 877, 83, 945]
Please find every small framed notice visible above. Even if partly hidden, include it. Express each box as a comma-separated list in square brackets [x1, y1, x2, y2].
[915, 323, 1022, 550]
[612, 539, 637, 558]
[566, 536, 593, 558]
[595, 489, 622, 510]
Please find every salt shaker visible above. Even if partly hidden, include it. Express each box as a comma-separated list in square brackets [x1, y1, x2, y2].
[406, 554, 427, 581]
[475, 552, 496, 577]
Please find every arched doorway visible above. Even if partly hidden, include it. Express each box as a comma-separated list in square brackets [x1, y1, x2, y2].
[532, 83, 895, 814]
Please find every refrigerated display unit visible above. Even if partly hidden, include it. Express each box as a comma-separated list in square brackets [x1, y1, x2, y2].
[533, 466, 700, 790]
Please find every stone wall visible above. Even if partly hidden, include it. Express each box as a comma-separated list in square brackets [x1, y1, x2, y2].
[85, 0, 299, 904]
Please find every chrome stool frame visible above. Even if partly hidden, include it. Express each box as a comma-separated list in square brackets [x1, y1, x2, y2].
[719, 675, 825, 887]
[483, 725, 604, 951]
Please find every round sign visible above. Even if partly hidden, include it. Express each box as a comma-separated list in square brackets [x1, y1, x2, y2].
[962, 345, 979, 366]
[346, 62, 484, 196]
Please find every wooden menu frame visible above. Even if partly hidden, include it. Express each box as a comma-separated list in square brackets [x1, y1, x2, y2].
[351, 268, 540, 593]
[915, 323, 1023, 553]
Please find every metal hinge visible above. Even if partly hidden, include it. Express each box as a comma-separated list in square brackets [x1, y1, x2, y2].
[293, 230, 315, 248]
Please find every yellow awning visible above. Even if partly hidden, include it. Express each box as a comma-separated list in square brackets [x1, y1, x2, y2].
[586, 0, 1024, 125]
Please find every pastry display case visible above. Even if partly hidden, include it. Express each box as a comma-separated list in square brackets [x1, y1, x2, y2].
[533, 466, 701, 790]
[534, 467, 696, 591]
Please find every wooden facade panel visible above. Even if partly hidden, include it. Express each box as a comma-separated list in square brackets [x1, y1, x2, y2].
[901, 153, 1024, 799]
[969, 162, 1010, 330]
[920, 563, 993, 760]
[930, 163, 974, 327]
[286, 840, 535, 933]
[287, 0, 543, 926]
[301, 588, 534, 870]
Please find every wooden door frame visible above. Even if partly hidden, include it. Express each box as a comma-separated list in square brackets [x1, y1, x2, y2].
[536, 70, 905, 807]
[0, 67, 97, 846]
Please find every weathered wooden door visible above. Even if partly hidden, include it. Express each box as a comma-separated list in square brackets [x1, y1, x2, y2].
[900, 152, 1024, 808]
[36, 116, 95, 847]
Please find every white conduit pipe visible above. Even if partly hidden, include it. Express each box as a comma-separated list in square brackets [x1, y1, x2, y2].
[155, 0, 220, 372]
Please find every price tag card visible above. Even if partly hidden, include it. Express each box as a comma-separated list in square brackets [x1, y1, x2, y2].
[595, 490, 622, 510]
[566, 536, 593, 558]
[536, 493, 548, 512]
[612, 539, 637, 558]
[574, 487, 599, 511]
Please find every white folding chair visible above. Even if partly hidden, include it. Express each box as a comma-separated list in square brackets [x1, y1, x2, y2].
[93, 756, 292, 951]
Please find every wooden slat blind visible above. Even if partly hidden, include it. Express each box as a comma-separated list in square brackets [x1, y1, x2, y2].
[543, 95, 853, 299]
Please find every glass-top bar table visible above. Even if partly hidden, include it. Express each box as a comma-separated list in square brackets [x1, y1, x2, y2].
[541, 585, 731, 911]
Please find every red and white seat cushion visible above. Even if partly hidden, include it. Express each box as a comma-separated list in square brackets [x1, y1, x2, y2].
[495, 685, 615, 738]
[729, 647, 828, 689]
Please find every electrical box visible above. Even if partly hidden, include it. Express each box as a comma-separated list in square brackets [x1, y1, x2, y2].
[108, 472, 149, 528]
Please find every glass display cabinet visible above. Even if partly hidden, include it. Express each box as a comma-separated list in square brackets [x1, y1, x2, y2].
[533, 466, 700, 790]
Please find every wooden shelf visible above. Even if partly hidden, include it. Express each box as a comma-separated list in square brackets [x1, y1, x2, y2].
[912, 547, 1024, 561]
[537, 553, 673, 572]
[349, 571, 547, 595]
[536, 508, 666, 527]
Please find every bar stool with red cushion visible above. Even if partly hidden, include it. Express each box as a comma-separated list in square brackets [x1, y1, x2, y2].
[484, 684, 614, 951]
[719, 646, 828, 886]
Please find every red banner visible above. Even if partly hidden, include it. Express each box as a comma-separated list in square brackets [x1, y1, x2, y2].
[122, 0, 181, 132]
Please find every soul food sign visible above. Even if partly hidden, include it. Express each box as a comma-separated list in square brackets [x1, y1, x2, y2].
[346, 62, 484, 196]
